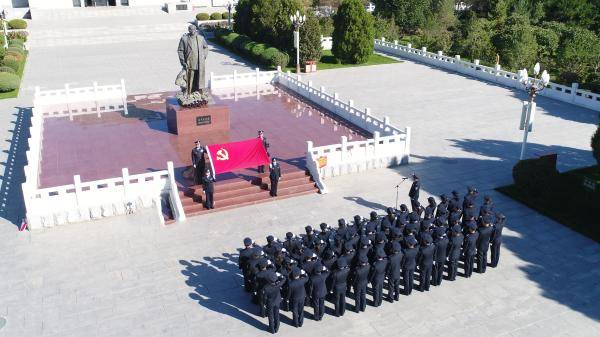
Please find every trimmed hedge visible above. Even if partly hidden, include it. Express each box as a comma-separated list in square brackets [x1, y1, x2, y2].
[0, 72, 20, 92]
[222, 12, 230, 19]
[7, 46, 24, 55]
[8, 39, 24, 48]
[2, 55, 21, 72]
[210, 12, 222, 20]
[0, 66, 15, 74]
[512, 157, 560, 197]
[8, 19, 27, 30]
[7, 31, 28, 41]
[215, 28, 289, 69]
[196, 13, 210, 21]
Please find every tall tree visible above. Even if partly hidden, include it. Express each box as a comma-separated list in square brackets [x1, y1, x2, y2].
[299, 11, 323, 65]
[492, 14, 538, 70]
[374, 0, 431, 34]
[332, 0, 375, 63]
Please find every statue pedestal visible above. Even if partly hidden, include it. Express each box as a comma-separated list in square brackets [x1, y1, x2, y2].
[166, 97, 230, 135]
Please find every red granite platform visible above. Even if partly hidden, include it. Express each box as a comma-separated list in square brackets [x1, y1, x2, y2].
[40, 85, 369, 189]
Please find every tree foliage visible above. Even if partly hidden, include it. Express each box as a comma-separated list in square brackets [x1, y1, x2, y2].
[299, 11, 322, 64]
[491, 14, 538, 69]
[332, 0, 375, 64]
[374, 0, 431, 34]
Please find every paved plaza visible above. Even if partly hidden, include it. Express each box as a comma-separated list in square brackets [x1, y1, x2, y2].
[1, 8, 599, 337]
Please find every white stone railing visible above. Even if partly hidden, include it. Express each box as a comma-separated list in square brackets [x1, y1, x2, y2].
[306, 131, 410, 190]
[374, 39, 600, 111]
[33, 79, 129, 119]
[209, 68, 278, 89]
[321, 36, 332, 50]
[24, 164, 172, 229]
[276, 69, 405, 137]
[22, 80, 188, 230]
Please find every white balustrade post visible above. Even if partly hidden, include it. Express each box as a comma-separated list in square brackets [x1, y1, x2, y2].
[373, 131, 380, 167]
[167, 161, 186, 222]
[455, 55, 461, 61]
[394, 40, 398, 45]
[93, 81, 100, 118]
[407, 43, 412, 49]
[233, 70, 237, 88]
[340, 136, 348, 174]
[571, 83, 579, 102]
[334, 92, 339, 100]
[495, 64, 501, 71]
[306, 140, 313, 154]
[209, 72, 214, 88]
[320, 86, 325, 95]
[122, 167, 130, 202]
[365, 108, 371, 116]
[64, 83, 71, 118]
[383, 116, 390, 132]
[348, 99, 354, 108]
[34, 86, 40, 107]
[421, 47, 427, 53]
[120, 78, 128, 115]
[474, 59, 480, 65]
[255, 67, 260, 88]
[74, 175, 82, 207]
[277, 65, 282, 73]
[437, 51, 443, 56]
[402, 127, 411, 164]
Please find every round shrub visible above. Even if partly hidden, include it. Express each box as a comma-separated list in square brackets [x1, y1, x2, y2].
[250, 43, 266, 59]
[214, 28, 230, 39]
[0, 48, 5, 60]
[5, 51, 24, 62]
[2, 55, 21, 72]
[8, 19, 27, 30]
[512, 157, 559, 196]
[261, 47, 289, 69]
[231, 34, 251, 52]
[210, 12, 222, 20]
[0, 72, 19, 92]
[222, 32, 239, 46]
[196, 13, 210, 21]
[0, 66, 15, 74]
[7, 46, 24, 55]
[8, 39, 24, 48]
[222, 12, 230, 19]
[7, 31, 28, 41]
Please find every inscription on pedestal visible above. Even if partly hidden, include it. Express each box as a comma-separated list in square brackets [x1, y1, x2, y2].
[166, 97, 230, 135]
[196, 115, 212, 126]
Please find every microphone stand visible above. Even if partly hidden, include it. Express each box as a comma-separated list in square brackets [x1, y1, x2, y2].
[395, 177, 409, 210]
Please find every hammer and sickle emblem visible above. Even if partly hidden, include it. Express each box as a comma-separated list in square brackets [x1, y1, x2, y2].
[216, 148, 229, 161]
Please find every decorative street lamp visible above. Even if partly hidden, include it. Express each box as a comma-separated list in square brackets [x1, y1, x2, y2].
[226, 1, 232, 30]
[290, 10, 305, 75]
[1, 10, 7, 50]
[517, 62, 550, 160]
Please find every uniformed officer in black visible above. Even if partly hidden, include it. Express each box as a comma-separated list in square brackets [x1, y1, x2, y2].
[401, 235, 418, 295]
[351, 254, 370, 312]
[417, 233, 435, 292]
[476, 214, 494, 273]
[201, 169, 215, 209]
[463, 221, 479, 278]
[309, 261, 328, 321]
[286, 267, 308, 327]
[447, 224, 463, 281]
[436, 194, 449, 218]
[490, 213, 505, 267]
[432, 227, 449, 286]
[263, 273, 284, 333]
[425, 197, 437, 218]
[479, 195, 494, 217]
[269, 157, 281, 197]
[331, 258, 350, 316]
[448, 190, 461, 212]
[258, 130, 270, 173]
[386, 241, 403, 301]
[239, 237, 255, 291]
[191, 140, 206, 185]
[370, 249, 388, 307]
[408, 174, 421, 212]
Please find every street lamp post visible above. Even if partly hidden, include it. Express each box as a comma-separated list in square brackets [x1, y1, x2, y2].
[517, 63, 550, 160]
[290, 10, 305, 75]
[226, 1, 232, 30]
[1, 10, 7, 50]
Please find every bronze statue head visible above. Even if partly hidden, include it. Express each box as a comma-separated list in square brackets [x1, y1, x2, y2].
[188, 24, 197, 36]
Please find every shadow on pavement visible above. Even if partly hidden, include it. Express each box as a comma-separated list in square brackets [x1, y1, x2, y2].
[0, 107, 31, 228]
[180, 255, 268, 332]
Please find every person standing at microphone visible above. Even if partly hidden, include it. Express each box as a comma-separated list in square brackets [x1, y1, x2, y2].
[408, 174, 421, 213]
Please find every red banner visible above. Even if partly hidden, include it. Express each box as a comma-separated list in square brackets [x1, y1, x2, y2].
[206, 138, 270, 175]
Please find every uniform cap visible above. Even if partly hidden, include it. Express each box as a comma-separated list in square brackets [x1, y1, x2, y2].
[370, 211, 378, 220]
[386, 207, 394, 215]
[292, 267, 302, 278]
[266, 235, 274, 243]
[451, 224, 462, 233]
[421, 233, 433, 244]
[467, 221, 478, 231]
[427, 197, 436, 204]
[440, 194, 448, 201]
[434, 227, 446, 238]
[321, 222, 329, 230]
[482, 214, 494, 224]
[259, 259, 268, 269]
[314, 261, 323, 273]
[376, 232, 386, 243]
[337, 258, 348, 269]
[344, 241, 354, 252]
[338, 218, 346, 227]
[243, 237, 252, 246]
[452, 190, 459, 196]
[484, 195, 492, 202]
[406, 236, 418, 246]
[360, 236, 370, 247]
[286, 232, 293, 239]
[392, 241, 402, 252]
[305, 225, 313, 233]
[359, 254, 369, 265]
[268, 273, 278, 284]
[252, 247, 262, 257]
[377, 249, 387, 259]
[400, 204, 408, 212]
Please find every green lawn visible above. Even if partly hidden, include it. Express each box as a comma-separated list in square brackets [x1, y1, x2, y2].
[285, 50, 399, 72]
[0, 53, 27, 100]
[496, 165, 600, 242]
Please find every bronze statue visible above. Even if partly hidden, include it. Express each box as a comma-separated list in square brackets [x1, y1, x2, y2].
[176, 25, 210, 107]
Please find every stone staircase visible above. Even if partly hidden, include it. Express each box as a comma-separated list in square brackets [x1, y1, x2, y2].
[177, 170, 318, 217]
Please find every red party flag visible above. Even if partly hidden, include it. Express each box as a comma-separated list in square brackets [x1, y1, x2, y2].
[206, 138, 269, 175]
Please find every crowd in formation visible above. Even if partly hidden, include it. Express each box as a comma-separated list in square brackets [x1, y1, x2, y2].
[237, 186, 506, 333]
